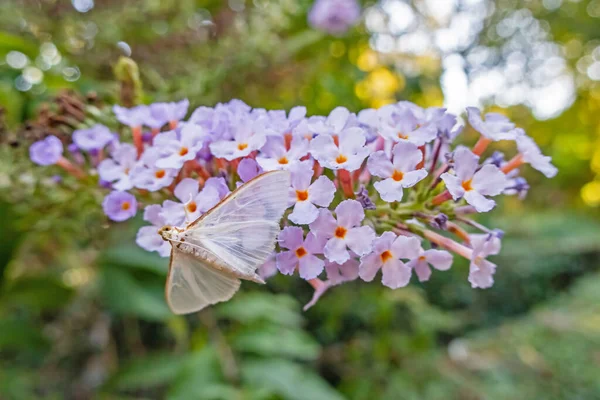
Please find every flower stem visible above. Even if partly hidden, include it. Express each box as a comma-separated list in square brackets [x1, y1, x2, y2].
[132, 126, 144, 158]
[56, 157, 86, 179]
[420, 227, 473, 260]
[472, 136, 492, 156]
[431, 190, 452, 206]
[338, 169, 355, 198]
[501, 153, 524, 174]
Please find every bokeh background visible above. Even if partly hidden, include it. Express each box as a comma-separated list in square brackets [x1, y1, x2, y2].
[1, 1, 600, 399]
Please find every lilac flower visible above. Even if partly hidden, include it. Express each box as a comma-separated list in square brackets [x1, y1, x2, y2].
[308, 0, 361, 35]
[257, 254, 278, 280]
[288, 162, 335, 225]
[367, 141, 428, 202]
[154, 124, 207, 169]
[308, 106, 356, 136]
[113, 105, 150, 128]
[161, 177, 227, 225]
[72, 125, 115, 152]
[129, 147, 178, 191]
[310, 127, 369, 171]
[468, 233, 501, 289]
[466, 107, 521, 141]
[264, 106, 307, 136]
[136, 204, 172, 257]
[102, 191, 137, 222]
[188, 106, 230, 139]
[237, 158, 263, 183]
[29, 136, 63, 165]
[406, 248, 453, 282]
[209, 119, 266, 161]
[309, 200, 375, 264]
[441, 147, 508, 212]
[256, 135, 309, 171]
[358, 232, 421, 289]
[378, 104, 438, 146]
[97, 143, 137, 191]
[276, 227, 325, 280]
[325, 258, 359, 285]
[516, 135, 558, 178]
[149, 99, 189, 129]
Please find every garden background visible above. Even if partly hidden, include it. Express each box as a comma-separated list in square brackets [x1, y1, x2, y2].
[1, 0, 599, 399]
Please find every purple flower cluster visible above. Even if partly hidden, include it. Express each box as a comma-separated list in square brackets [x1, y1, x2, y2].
[308, 0, 361, 35]
[29, 98, 556, 309]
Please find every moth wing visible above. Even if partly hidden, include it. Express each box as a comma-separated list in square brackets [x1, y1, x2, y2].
[186, 170, 290, 278]
[165, 247, 241, 315]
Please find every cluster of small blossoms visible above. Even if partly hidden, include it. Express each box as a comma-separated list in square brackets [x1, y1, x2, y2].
[29, 99, 557, 309]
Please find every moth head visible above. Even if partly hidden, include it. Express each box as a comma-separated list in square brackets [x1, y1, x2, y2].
[158, 225, 184, 242]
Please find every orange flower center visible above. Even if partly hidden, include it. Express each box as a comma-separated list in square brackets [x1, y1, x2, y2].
[380, 250, 393, 263]
[336, 154, 348, 164]
[391, 170, 404, 182]
[461, 179, 473, 192]
[124, 168, 130, 175]
[296, 190, 309, 202]
[237, 143, 248, 151]
[334, 226, 347, 239]
[121, 201, 131, 211]
[418, 255, 427, 261]
[278, 157, 289, 165]
[186, 201, 197, 213]
[397, 132, 408, 140]
[179, 147, 189, 156]
[155, 170, 166, 179]
[295, 247, 307, 258]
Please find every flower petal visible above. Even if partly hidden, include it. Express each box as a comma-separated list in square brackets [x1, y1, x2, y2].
[278, 226, 305, 250]
[374, 178, 404, 202]
[472, 164, 507, 196]
[359, 253, 382, 282]
[424, 249, 453, 271]
[174, 178, 199, 203]
[276, 251, 298, 275]
[345, 226, 375, 256]
[324, 237, 350, 264]
[308, 176, 335, 207]
[453, 146, 479, 181]
[381, 259, 412, 289]
[390, 236, 421, 259]
[299, 254, 325, 280]
[392, 141, 422, 171]
[399, 169, 428, 188]
[335, 199, 365, 228]
[440, 173, 464, 200]
[464, 190, 496, 212]
[309, 209, 338, 240]
[289, 201, 319, 225]
[367, 151, 394, 178]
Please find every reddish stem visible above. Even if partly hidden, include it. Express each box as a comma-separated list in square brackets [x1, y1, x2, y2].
[416, 145, 426, 170]
[132, 126, 144, 158]
[472, 136, 492, 156]
[422, 229, 473, 260]
[431, 190, 452, 206]
[56, 157, 86, 180]
[501, 153, 524, 174]
[338, 169, 355, 198]
[169, 120, 178, 130]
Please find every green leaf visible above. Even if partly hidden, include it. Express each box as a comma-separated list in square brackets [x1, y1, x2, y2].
[167, 347, 224, 400]
[232, 326, 320, 361]
[241, 359, 346, 400]
[100, 245, 168, 276]
[0, 275, 74, 311]
[0, 317, 49, 353]
[217, 292, 303, 327]
[100, 266, 171, 321]
[105, 352, 189, 391]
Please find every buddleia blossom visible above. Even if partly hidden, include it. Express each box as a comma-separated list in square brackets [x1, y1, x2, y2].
[277, 227, 325, 279]
[368, 141, 428, 202]
[309, 200, 375, 264]
[28, 97, 557, 311]
[102, 191, 137, 222]
[98, 143, 137, 191]
[72, 125, 115, 152]
[288, 162, 335, 225]
[359, 233, 421, 289]
[441, 147, 508, 212]
[308, 0, 361, 35]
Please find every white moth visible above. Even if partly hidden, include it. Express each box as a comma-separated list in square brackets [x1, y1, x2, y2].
[158, 170, 291, 314]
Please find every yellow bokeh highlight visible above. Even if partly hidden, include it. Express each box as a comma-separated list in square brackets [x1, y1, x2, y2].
[354, 67, 405, 108]
[581, 180, 600, 207]
[357, 49, 379, 72]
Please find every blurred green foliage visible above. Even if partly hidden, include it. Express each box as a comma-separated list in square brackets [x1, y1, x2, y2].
[1, 0, 600, 399]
